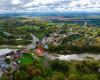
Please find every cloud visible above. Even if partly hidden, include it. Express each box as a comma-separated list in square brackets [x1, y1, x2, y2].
[0, 0, 100, 13]
[11, 0, 21, 5]
[23, 0, 64, 7]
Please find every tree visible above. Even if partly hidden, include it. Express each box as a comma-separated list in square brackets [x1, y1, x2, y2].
[13, 70, 29, 80]
[30, 68, 41, 77]
[68, 74, 81, 80]
[51, 60, 69, 73]
[1, 74, 9, 80]
[51, 72, 65, 80]
[5, 58, 11, 64]
[82, 75, 97, 80]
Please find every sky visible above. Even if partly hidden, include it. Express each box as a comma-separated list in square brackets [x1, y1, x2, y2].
[0, 0, 100, 13]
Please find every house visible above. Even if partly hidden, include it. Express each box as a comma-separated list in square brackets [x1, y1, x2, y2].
[42, 33, 62, 46]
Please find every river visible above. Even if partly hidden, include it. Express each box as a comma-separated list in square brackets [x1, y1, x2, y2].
[0, 34, 100, 61]
[54, 53, 100, 61]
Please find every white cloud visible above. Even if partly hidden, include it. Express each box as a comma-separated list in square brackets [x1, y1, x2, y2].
[11, 0, 21, 5]
[24, 0, 62, 7]
[0, 0, 100, 13]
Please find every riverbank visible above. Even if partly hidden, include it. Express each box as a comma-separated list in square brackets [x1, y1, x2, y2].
[52, 53, 100, 61]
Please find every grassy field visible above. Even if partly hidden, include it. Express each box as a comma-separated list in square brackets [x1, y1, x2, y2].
[18, 53, 34, 65]
[17, 52, 45, 65]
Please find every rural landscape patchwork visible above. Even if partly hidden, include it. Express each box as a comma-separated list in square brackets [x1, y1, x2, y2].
[0, 0, 100, 80]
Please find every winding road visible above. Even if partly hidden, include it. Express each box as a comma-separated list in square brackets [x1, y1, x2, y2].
[26, 33, 39, 49]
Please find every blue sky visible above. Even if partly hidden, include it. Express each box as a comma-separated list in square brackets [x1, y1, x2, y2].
[0, 0, 100, 13]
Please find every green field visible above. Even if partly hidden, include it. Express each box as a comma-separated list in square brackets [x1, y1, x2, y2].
[17, 52, 45, 65]
[18, 53, 34, 65]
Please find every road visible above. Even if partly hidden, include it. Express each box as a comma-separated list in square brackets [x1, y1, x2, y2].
[26, 34, 39, 49]
[0, 34, 39, 49]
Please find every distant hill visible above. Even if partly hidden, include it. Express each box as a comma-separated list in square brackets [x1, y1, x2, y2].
[0, 12, 100, 18]
[0, 12, 100, 26]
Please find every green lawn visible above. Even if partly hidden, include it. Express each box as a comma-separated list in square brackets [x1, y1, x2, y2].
[18, 53, 33, 65]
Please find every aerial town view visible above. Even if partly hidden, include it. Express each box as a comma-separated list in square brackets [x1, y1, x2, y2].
[0, 0, 100, 80]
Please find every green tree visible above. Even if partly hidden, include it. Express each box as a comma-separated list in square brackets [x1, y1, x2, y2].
[1, 74, 9, 80]
[68, 74, 81, 80]
[13, 70, 29, 80]
[51, 72, 65, 80]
